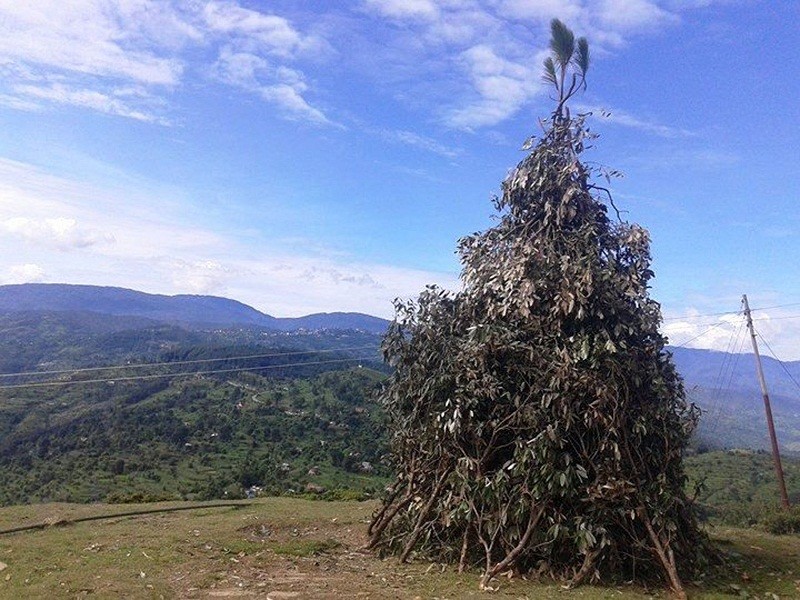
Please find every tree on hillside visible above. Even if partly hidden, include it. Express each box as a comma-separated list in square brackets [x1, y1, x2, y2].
[368, 19, 713, 598]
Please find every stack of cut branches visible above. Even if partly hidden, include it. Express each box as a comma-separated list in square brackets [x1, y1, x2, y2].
[368, 20, 714, 599]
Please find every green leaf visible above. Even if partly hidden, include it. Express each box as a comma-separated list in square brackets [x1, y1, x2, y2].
[542, 57, 558, 87]
[549, 19, 575, 68]
[574, 37, 590, 76]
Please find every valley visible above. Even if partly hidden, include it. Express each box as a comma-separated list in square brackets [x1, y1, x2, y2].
[1, 283, 800, 523]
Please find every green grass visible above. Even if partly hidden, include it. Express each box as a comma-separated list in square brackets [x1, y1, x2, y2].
[686, 449, 800, 526]
[1, 498, 799, 599]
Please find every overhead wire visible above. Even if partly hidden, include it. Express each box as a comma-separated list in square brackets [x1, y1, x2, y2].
[706, 314, 747, 438]
[0, 345, 379, 379]
[752, 314, 800, 322]
[669, 319, 733, 349]
[662, 310, 740, 322]
[752, 301, 800, 312]
[0, 356, 380, 391]
[703, 313, 740, 427]
[661, 301, 800, 322]
[756, 331, 800, 397]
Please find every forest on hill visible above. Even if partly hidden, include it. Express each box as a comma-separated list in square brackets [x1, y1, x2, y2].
[0, 366, 388, 505]
[0, 304, 388, 506]
[1, 292, 799, 529]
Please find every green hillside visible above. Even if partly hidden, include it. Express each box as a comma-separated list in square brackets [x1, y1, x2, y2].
[0, 367, 388, 506]
[5, 308, 800, 536]
[686, 449, 800, 526]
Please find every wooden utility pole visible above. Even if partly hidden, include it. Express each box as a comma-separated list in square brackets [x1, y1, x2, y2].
[742, 294, 791, 509]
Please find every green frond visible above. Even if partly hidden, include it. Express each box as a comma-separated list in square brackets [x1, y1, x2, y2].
[574, 37, 590, 76]
[549, 18, 575, 68]
[542, 57, 558, 87]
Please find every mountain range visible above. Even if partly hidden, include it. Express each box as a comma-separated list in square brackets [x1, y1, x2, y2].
[0, 283, 390, 334]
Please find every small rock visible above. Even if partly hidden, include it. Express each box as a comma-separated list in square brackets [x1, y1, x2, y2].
[0, 562, 7, 572]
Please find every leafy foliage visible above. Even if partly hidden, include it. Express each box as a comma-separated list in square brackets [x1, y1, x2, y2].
[0, 367, 388, 505]
[368, 20, 712, 596]
[685, 449, 800, 527]
[761, 505, 800, 535]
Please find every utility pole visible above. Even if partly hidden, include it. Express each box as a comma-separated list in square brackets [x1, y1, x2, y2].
[742, 294, 791, 509]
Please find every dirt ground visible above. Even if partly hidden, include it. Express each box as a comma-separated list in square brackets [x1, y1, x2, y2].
[1, 499, 798, 599]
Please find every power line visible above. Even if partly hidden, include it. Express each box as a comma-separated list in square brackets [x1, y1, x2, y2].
[662, 310, 740, 322]
[756, 332, 800, 397]
[752, 301, 800, 312]
[0, 345, 379, 379]
[0, 356, 379, 391]
[661, 302, 800, 322]
[670, 320, 733, 349]
[709, 299, 745, 429]
[664, 314, 800, 347]
[664, 319, 738, 330]
[753, 314, 800, 322]
[691, 313, 800, 329]
[706, 317, 746, 438]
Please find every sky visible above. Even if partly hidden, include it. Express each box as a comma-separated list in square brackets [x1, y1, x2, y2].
[1, 0, 799, 358]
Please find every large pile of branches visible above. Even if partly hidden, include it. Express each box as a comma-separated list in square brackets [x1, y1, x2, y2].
[368, 20, 712, 598]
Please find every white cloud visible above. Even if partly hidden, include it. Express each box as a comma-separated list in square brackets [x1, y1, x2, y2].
[357, 0, 692, 129]
[0, 93, 42, 112]
[212, 47, 332, 125]
[596, 0, 678, 31]
[0, 1, 187, 85]
[663, 307, 800, 361]
[203, 1, 325, 57]
[167, 258, 232, 295]
[1, 217, 115, 250]
[222, 257, 460, 318]
[5, 263, 45, 284]
[577, 103, 694, 138]
[0, 158, 222, 260]
[0, 1, 713, 130]
[0, 156, 459, 318]
[12, 82, 169, 123]
[363, 0, 440, 21]
[0, 1, 332, 125]
[663, 312, 744, 353]
[446, 45, 542, 129]
[380, 129, 461, 159]
[495, 0, 584, 22]
[202, 2, 334, 124]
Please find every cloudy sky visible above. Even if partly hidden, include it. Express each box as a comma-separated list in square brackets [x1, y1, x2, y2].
[1, 0, 799, 357]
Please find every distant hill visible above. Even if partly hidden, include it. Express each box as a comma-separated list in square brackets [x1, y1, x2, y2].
[669, 346, 800, 400]
[668, 347, 800, 452]
[1, 284, 799, 456]
[0, 284, 390, 334]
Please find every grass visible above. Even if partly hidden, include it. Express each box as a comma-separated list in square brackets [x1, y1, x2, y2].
[0, 498, 799, 599]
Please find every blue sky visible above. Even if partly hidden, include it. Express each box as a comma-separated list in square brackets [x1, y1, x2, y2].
[1, 0, 799, 357]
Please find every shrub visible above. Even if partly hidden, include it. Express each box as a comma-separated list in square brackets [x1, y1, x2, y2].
[761, 506, 800, 535]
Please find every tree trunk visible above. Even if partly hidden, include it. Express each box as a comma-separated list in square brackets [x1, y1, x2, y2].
[638, 507, 686, 600]
[399, 469, 452, 562]
[480, 504, 544, 589]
